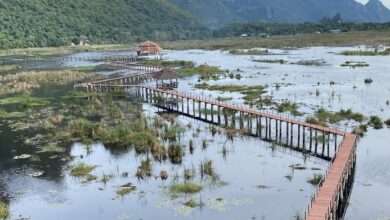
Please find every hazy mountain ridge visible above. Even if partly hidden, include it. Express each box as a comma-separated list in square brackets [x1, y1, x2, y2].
[172, 0, 390, 28]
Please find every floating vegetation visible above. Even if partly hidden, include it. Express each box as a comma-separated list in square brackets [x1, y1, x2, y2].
[136, 159, 152, 179]
[39, 143, 66, 153]
[178, 65, 225, 80]
[285, 174, 293, 181]
[307, 173, 323, 186]
[0, 109, 25, 119]
[116, 183, 136, 197]
[292, 60, 324, 66]
[289, 164, 307, 170]
[226, 128, 236, 141]
[84, 174, 98, 182]
[202, 140, 208, 150]
[13, 154, 32, 160]
[340, 61, 369, 68]
[253, 59, 285, 64]
[277, 102, 303, 116]
[229, 49, 268, 55]
[70, 163, 96, 177]
[141, 60, 194, 68]
[168, 142, 184, 164]
[255, 185, 270, 189]
[368, 116, 383, 129]
[0, 202, 9, 219]
[341, 48, 390, 56]
[170, 182, 202, 194]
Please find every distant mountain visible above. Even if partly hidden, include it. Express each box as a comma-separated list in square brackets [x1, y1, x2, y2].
[171, 0, 390, 28]
[0, 0, 204, 49]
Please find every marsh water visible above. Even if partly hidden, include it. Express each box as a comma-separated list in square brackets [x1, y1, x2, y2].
[1, 46, 390, 220]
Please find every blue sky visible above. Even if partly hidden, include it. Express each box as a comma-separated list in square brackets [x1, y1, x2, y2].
[356, 0, 390, 8]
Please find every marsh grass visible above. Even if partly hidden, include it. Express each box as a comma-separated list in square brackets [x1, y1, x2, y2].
[178, 65, 225, 80]
[168, 142, 184, 164]
[341, 48, 390, 56]
[0, 70, 91, 95]
[229, 49, 268, 55]
[70, 163, 96, 177]
[307, 173, 323, 186]
[277, 102, 303, 116]
[0, 95, 49, 107]
[253, 59, 285, 64]
[200, 160, 214, 178]
[0, 202, 9, 219]
[39, 142, 66, 153]
[308, 108, 365, 126]
[170, 182, 202, 194]
[141, 60, 194, 68]
[136, 159, 152, 179]
[368, 116, 383, 129]
[160, 170, 169, 180]
[340, 61, 369, 68]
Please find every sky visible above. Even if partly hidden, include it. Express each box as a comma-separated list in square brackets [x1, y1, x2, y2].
[356, 0, 390, 8]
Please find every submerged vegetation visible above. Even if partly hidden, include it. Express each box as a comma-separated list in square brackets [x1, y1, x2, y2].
[70, 163, 96, 177]
[277, 102, 303, 116]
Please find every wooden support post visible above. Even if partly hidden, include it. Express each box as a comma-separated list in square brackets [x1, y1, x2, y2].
[232, 111, 236, 128]
[211, 105, 214, 122]
[327, 132, 331, 157]
[286, 122, 289, 145]
[239, 112, 243, 130]
[218, 106, 221, 124]
[198, 101, 201, 118]
[322, 131, 326, 156]
[303, 127, 306, 151]
[268, 118, 272, 140]
[223, 108, 228, 127]
[275, 119, 278, 143]
[256, 117, 260, 137]
[298, 125, 301, 148]
[265, 118, 269, 140]
[187, 98, 190, 115]
[314, 130, 318, 155]
[310, 128, 313, 151]
[204, 102, 207, 120]
[290, 123, 294, 147]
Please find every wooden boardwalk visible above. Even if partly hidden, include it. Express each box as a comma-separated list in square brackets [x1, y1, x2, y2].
[75, 69, 357, 220]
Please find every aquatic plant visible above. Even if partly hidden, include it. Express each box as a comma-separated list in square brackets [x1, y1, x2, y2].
[229, 49, 268, 55]
[0, 95, 49, 107]
[202, 140, 208, 150]
[341, 61, 369, 68]
[184, 169, 193, 180]
[200, 160, 214, 178]
[385, 119, 390, 127]
[160, 170, 169, 180]
[189, 140, 194, 154]
[136, 159, 152, 179]
[178, 65, 224, 80]
[253, 59, 285, 64]
[368, 116, 383, 129]
[168, 142, 184, 164]
[39, 142, 66, 153]
[364, 78, 373, 84]
[0, 70, 91, 95]
[151, 143, 167, 162]
[277, 102, 303, 116]
[307, 173, 323, 186]
[0, 202, 9, 219]
[116, 184, 136, 196]
[70, 163, 96, 177]
[226, 128, 236, 141]
[170, 182, 202, 194]
[341, 48, 390, 56]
